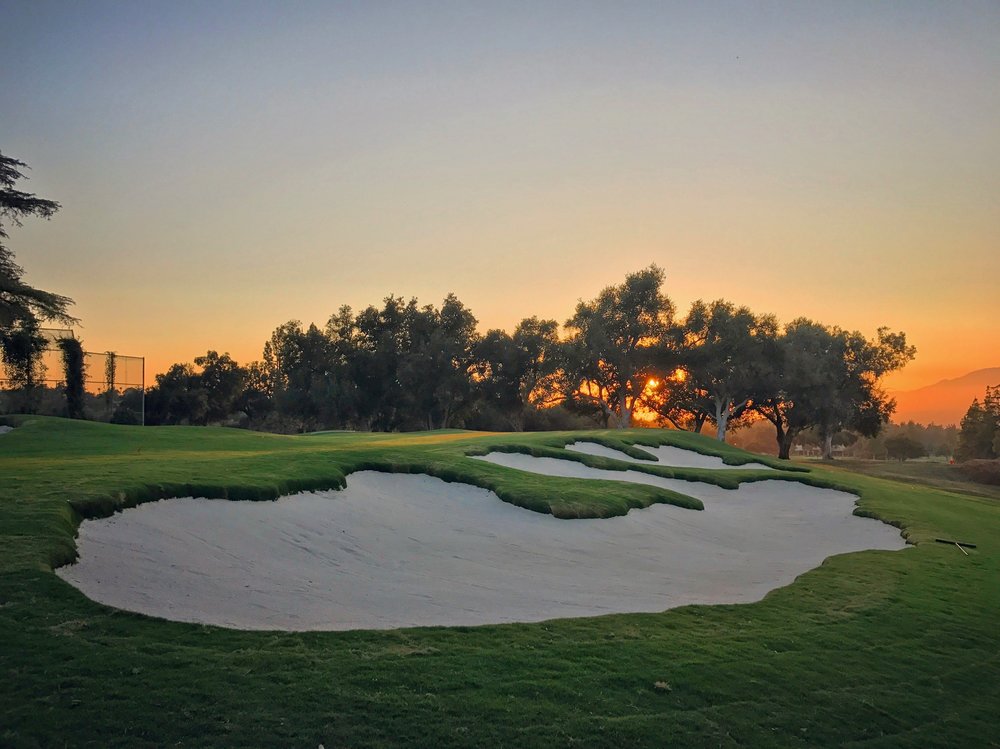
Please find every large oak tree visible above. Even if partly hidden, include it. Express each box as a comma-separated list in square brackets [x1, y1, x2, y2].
[563, 265, 674, 429]
[754, 320, 914, 459]
[663, 300, 778, 442]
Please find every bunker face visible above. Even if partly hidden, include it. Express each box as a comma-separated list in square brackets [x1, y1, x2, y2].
[58, 464, 906, 631]
[566, 440, 773, 469]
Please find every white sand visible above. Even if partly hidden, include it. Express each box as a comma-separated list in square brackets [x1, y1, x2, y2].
[566, 440, 773, 469]
[58, 462, 905, 631]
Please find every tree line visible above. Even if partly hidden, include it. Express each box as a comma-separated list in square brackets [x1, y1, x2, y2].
[727, 420, 958, 461]
[140, 266, 913, 459]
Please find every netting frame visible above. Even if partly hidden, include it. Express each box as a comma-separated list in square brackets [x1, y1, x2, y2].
[0, 328, 145, 425]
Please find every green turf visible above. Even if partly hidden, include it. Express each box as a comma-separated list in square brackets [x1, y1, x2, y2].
[1, 416, 997, 747]
[820, 457, 1000, 503]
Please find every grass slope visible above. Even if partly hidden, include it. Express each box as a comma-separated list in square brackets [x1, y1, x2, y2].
[823, 457, 1000, 503]
[1, 417, 998, 748]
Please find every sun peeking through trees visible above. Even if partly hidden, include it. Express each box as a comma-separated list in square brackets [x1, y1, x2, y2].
[134, 264, 915, 459]
[562, 266, 674, 429]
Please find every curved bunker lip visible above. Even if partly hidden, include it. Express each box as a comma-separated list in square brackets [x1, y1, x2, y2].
[565, 440, 774, 470]
[57, 459, 906, 632]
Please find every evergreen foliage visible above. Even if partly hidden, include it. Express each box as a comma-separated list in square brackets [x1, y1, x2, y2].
[0, 152, 74, 327]
[955, 386, 1000, 461]
[57, 336, 86, 418]
[0, 317, 47, 412]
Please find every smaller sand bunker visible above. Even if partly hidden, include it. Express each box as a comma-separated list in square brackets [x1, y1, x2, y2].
[565, 441, 772, 469]
[58, 467, 905, 631]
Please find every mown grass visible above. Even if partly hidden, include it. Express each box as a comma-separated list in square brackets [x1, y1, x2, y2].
[822, 457, 1000, 503]
[1, 416, 998, 747]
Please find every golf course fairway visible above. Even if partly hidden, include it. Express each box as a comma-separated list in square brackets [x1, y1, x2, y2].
[1, 416, 997, 747]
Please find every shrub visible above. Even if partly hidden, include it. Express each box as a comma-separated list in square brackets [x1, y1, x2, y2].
[885, 434, 926, 461]
[956, 459, 1000, 486]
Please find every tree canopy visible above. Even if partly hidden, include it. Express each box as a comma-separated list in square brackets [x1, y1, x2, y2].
[752, 320, 914, 459]
[955, 385, 1000, 462]
[474, 317, 562, 430]
[562, 265, 674, 428]
[884, 434, 927, 461]
[657, 300, 778, 441]
[0, 152, 75, 327]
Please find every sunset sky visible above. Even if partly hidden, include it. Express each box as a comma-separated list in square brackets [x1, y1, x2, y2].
[3, 1, 998, 392]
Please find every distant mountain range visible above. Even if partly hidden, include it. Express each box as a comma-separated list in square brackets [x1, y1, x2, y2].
[890, 367, 1000, 426]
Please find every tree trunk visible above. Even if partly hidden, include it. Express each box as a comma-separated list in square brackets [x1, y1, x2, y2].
[778, 431, 795, 460]
[774, 421, 790, 459]
[822, 432, 834, 460]
[598, 400, 612, 429]
[714, 397, 729, 442]
[617, 392, 631, 429]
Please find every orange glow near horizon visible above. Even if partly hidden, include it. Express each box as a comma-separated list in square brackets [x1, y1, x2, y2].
[100, 312, 994, 430]
[115, 307, 995, 399]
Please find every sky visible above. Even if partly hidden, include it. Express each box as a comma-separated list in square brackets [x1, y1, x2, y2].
[3, 1, 998, 391]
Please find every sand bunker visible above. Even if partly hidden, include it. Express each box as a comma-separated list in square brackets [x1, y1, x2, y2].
[58, 466, 905, 631]
[566, 441, 772, 469]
